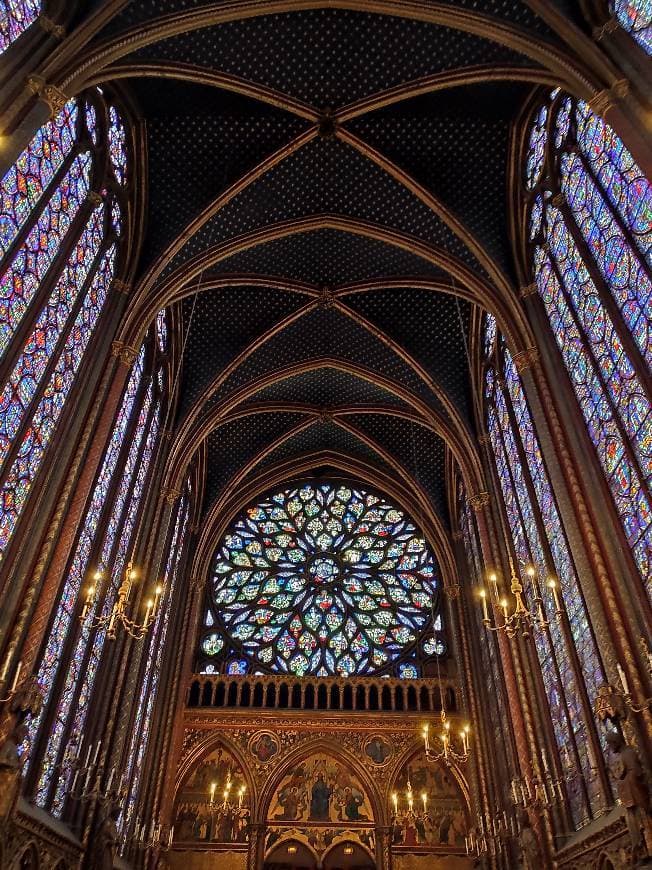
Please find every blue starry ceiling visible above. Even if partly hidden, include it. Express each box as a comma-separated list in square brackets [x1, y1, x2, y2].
[88, 0, 576, 528]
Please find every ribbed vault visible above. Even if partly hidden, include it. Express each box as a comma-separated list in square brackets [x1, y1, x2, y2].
[52, 0, 606, 587]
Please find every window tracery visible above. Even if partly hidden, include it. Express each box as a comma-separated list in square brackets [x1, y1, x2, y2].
[484, 321, 606, 827]
[0, 92, 127, 563]
[524, 90, 652, 602]
[610, 1, 652, 53]
[201, 482, 443, 678]
[0, 0, 41, 54]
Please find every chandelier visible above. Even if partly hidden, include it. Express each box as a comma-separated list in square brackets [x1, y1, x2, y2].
[391, 780, 428, 817]
[209, 770, 246, 810]
[80, 562, 163, 639]
[421, 603, 470, 766]
[479, 560, 561, 638]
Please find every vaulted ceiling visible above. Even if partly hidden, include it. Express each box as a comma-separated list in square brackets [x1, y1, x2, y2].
[78, 0, 599, 575]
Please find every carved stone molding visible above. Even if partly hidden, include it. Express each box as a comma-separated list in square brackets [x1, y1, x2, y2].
[445, 583, 461, 599]
[512, 347, 539, 373]
[112, 279, 131, 295]
[26, 75, 68, 117]
[38, 14, 66, 39]
[110, 341, 138, 367]
[468, 491, 490, 512]
[451, 531, 464, 542]
[551, 192, 565, 208]
[318, 287, 335, 309]
[88, 191, 103, 207]
[477, 433, 491, 445]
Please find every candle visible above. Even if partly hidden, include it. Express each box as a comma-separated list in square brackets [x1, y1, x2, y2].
[210, 782, 216, 804]
[92, 742, 100, 765]
[421, 792, 427, 814]
[511, 779, 518, 804]
[71, 770, 79, 793]
[479, 589, 489, 621]
[616, 662, 630, 695]
[239, 786, 245, 808]
[84, 743, 92, 768]
[107, 767, 115, 792]
[0, 653, 9, 682]
[10, 660, 22, 693]
[489, 573, 498, 600]
[465, 836, 469, 855]
[422, 724, 429, 752]
[547, 577, 561, 611]
[169, 826, 174, 846]
[541, 748, 550, 775]
[392, 792, 398, 815]
[500, 598, 508, 620]
[144, 599, 153, 626]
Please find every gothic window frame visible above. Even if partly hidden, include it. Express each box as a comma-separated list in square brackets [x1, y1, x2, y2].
[521, 88, 652, 606]
[481, 317, 609, 828]
[198, 478, 447, 680]
[0, 88, 132, 578]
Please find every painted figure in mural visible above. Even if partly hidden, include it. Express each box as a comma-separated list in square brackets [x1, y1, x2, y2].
[310, 773, 332, 820]
[606, 731, 652, 863]
[365, 736, 391, 765]
[341, 786, 368, 821]
[251, 732, 279, 763]
[275, 785, 305, 820]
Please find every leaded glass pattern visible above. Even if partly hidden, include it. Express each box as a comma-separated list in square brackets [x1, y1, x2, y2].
[122, 494, 190, 833]
[0, 0, 41, 54]
[0, 91, 129, 564]
[525, 90, 652, 602]
[108, 107, 128, 184]
[202, 482, 441, 678]
[611, 1, 652, 54]
[485, 329, 607, 825]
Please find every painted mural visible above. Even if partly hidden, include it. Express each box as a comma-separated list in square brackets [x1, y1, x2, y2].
[173, 745, 250, 845]
[267, 752, 373, 825]
[391, 752, 468, 850]
[265, 826, 375, 858]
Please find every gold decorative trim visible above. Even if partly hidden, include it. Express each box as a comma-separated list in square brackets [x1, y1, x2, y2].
[38, 14, 66, 39]
[445, 583, 461, 599]
[451, 531, 464, 542]
[551, 192, 565, 208]
[88, 191, 103, 207]
[112, 279, 131, 295]
[468, 492, 490, 512]
[110, 341, 138, 367]
[318, 287, 335, 309]
[477, 433, 491, 445]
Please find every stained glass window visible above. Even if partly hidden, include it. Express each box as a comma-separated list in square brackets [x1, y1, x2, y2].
[156, 309, 167, 353]
[0, 0, 41, 54]
[108, 107, 128, 184]
[201, 482, 442, 678]
[0, 92, 127, 562]
[121, 492, 190, 834]
[525, 90, 652, 603]
[611, 1, 652, 54]
[485, 327, 606, 826]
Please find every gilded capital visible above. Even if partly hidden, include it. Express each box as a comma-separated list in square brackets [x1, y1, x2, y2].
[512, 347, 539, 373]
[27, 75, 68, 117]
[162, 487, 182, 505]
[111, 341, 138, 367]
[468, 491, 490, 512]
[519, 282, 538, 299]
[38, 14, 66, 39]
[588, 80, 629, 118]
[112, 279, 131, 295]
[593, 16, 619, 41]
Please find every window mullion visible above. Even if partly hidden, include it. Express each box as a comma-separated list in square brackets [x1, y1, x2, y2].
[0, 181, 98, 387]
[551, 187, 652, 398]
[0, 237, 112, 491]
[488, 394, 589, 820]
[42, 388, 156, 813]
[27, 370, 149, 803]
[545, 238, 652, 504]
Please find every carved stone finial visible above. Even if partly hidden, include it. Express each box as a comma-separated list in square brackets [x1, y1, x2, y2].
[38, 14, 66, 39]
[519, 282, 538, 299]
[468, 492, 490, 512]
[512, 347, 539, 373]
[593, 17, 619, 41]
[110, 341, 138, 367]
